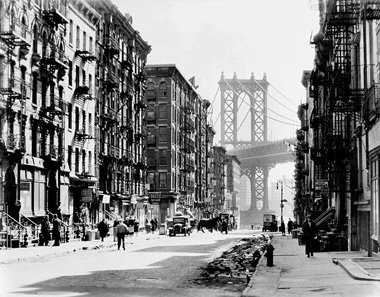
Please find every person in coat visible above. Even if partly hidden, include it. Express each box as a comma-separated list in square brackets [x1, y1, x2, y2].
[97, 219, 109, 242]
[150, 218, 156, 233]
[134, 219, 140, 237]
[287, 218, 294, 235]
[41, 216, 51, 246]
[52, 214, 61, 246]
[115, 219, 128, 250]
[221, 219, 228, 234]
[302, 214, 318, 257]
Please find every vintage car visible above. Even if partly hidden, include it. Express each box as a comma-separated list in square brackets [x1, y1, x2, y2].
[168, 216, 191, 236]
[262, 214, 278, 232]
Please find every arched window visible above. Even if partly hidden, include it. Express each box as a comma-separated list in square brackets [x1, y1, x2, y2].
[159, 81, 167, 96]
[147, 82, 155, 90]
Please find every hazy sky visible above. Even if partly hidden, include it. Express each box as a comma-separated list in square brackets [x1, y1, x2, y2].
[113, 0, 320, 181]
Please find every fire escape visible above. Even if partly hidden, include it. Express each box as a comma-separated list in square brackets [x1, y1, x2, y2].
[0, 2, 31, 160]
[179, 99, 196, 206]
[39, 2, 68, 169]
[310, 0, 364, 227]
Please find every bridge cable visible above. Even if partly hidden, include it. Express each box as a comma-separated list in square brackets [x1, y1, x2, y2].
[231, 79, 299, 124]
[222, 79, 299, 126]
[237, 108, 252, 132]
[269, 83, 299, 108]
[234, 79, 298, 120]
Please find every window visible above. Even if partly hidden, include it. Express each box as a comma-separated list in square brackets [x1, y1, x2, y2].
[68, 146, 72, 170]
[76, 25, 80, 49]
[159, 149, 167, 165]
[68, 103, 72, 129]
[69, 20, 73, 44]
[147, 172, 155, 190]
[75, 148, 79, 173]
[82, 69, 86, 85]
[83, 31, 86, 51]
[158, 126, 167, 142]
[89, 36, 93, 53]
[88, 73, 92, 93]
[75, 65, 79, 87]
[159, 82, 167, 96]
[31, 116, 36, 156]
[371, 156, 379, 239]
[158, 104, 167, 119]
[68, 61, 72, 86]
[82, 149, 86, 173]
[82, 110, 86, 132]
[33, 25, 38, 53]
[159, 172, 167, 188]
[75, 106, 79, 131]
[32, 74, 37, 104]
[88, 151, 92, 175]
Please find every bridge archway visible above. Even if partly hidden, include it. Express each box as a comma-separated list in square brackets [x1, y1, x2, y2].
[239, 175, 251, 211]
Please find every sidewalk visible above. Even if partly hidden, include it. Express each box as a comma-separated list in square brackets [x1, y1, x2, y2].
[0, 231, 161, 264]
[242, 235, 380, 297]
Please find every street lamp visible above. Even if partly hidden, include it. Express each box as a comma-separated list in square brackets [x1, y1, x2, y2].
[277, 180, 288, 230]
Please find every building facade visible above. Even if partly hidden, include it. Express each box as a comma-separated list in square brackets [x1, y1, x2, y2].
[297, 0, 380, 254]
[0, 0, 151, 245]
[0, 0, 70, 238]
[144, 64, 210, 224]
[89, 0, 150, 226]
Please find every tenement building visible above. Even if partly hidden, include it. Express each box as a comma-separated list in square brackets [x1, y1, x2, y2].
[144, 65, 210, 224]
[297, 0, 380, 255]
[88, 0, 150, 225]
[0, 0, 150, 246]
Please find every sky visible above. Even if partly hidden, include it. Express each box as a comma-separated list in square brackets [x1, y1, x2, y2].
[113, 0, 320, 181]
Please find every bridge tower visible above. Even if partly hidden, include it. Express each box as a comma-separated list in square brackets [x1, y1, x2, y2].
[219, 72, 272, 226]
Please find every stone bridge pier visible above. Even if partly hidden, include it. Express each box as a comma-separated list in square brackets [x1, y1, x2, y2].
[240, 164, 275, 227]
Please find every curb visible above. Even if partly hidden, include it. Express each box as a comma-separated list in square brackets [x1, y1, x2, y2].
[241, 250, 268, 296]
[332, 257, 380, 281]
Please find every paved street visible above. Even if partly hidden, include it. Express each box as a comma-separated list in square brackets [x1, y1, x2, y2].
[0, 230, 255, 297]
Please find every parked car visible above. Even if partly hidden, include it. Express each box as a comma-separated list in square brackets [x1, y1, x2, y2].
[262, 214, 278, 232]
[168, 216, 191, 236]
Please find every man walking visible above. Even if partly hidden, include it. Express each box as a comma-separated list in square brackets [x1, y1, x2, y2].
[115, 219, 128, 250]
[287, 218, 294, 235]
[98, 218, 109, 242]
[302, 214, 318, 257]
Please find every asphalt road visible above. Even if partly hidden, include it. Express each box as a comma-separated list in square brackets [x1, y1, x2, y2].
[0, 230, 258, 297]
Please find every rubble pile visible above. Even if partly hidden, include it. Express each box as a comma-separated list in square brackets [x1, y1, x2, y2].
[205, 234, 269, 278]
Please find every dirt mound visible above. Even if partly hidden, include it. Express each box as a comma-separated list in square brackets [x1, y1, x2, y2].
[192, 235, 269, 293]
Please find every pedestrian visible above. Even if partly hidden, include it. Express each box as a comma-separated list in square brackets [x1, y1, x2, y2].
[40, 216, 51, 246]
[287, 218, 294, 235]
[280, 221, 285, 236]
[150, 218, 156, 233]
[265, 239, 275, 267]
[52, 214, 61, 246]
[221, 219, 228, 234]
[302, 214, 318, 257]
[134, 219, 140, 237]
[113, 218, 119, 242]
[115, 219, 128, 250]
[97, 218, 109, 242]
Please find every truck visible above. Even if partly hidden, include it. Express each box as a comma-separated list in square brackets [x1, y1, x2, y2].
[262, 214, 278, 232]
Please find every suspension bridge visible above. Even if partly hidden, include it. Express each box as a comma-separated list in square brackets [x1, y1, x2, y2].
[210, 72, 299, 227]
